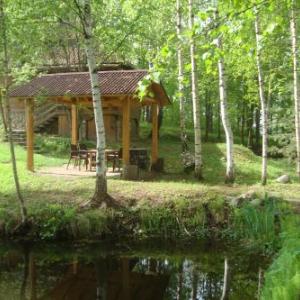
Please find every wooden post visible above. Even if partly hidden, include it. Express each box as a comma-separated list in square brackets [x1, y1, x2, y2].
[26, 98, 34, 171]
[151, 103, 159, 165]
[122, 258, 130, 300]
[122, 97, 131, 166]
[71, 103, 78, 145]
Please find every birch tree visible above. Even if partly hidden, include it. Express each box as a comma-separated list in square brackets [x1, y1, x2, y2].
[215, 9, 235, 183]
[254, 7, 268, 185]
[188, 0, 203, 180]
[176, 0, 187, 152]
[0, 0, 27, 223]
[0, 0, 7, 134]
[75, 0, 113, 206]
[290, 0, 300, 180]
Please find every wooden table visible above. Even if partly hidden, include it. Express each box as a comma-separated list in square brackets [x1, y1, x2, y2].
[86, 149, 119, 172]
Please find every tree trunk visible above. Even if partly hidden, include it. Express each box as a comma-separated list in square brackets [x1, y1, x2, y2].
[217, 103, 221, 140]
[188, 0, 203, 180]
[0, 0, 27, 222]
[255, 106, 260, 153]
[291, 0, 300, 180]
[247, 105, 254, 149]
[80, 0, 111, 206]
[0, 0, 7, 134]
[0, 93, 7, 134]
[205, 91, 212, 142]
[254, 8, 268, 185]
[241, 102, 245, 145]
[216, 11, 234, 183]
[176, 0, 187, 152]
[3, 91, 27, 222]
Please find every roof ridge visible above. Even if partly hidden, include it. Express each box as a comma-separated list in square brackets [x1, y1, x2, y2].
[41, 69, 148, 76]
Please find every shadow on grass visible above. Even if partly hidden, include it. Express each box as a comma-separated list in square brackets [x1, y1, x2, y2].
[0, 186, 94, 211]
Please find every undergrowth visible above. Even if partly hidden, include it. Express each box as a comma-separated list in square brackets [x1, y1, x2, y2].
[261, 215, 300, 300]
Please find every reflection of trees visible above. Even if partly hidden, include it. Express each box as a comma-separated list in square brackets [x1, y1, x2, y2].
[221, 257, 230, 300]
[257, 267, 264, 299]
[176, 261, 183, 300]
[191, 265, 198, 300]
[95, 257, 108, 300]
[0, 245, 270, 300]
[29, 253, 37, 300]
[20, 246, 29, 300]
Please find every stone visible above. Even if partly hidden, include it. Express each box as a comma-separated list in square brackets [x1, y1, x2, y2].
[276, 174, 290, 184]
[122, 164, 139, 180]
[229, 190, 257, 207]
[249, 198, 262, 207]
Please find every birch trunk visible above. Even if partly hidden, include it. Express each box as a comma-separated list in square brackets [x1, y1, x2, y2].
[291, 0, 300, 180]
[0, 0, 27, 222]
[80, 0, 109, 205]
[0, 0, 7, 134]
[254, 8, 268, 185]
[188, 0, 203, 179]
[0, 97, 7, 134]
[215, 12, 234, 183]
[176, 0, 187, 152]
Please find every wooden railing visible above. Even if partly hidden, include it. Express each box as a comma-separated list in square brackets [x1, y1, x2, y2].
[34, 103, 66, 128]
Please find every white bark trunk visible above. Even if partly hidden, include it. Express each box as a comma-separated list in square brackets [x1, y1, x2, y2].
[82, 0, 107, 199]
[215, 10, 234, 183]
[254, 8, 268, 185]
[176, 0, 187, 152]
[0, 0, 27, 222]
[291, 0, 300, 180]
[188, 0, 203, 179]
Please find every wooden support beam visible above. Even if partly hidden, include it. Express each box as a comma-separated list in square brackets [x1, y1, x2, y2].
[151, 103, 159, 164]
[71, 103, 78, 145]
[25, 98, 34, 171]
[122, 97, 131, 166]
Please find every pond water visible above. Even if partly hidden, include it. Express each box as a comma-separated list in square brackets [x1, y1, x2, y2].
[0, 241, 270, 300]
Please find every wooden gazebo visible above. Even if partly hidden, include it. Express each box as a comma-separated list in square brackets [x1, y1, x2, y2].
[9, 70, 171, 173]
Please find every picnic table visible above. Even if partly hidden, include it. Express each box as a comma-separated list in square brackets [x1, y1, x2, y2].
[86, 149, 119, 172]
[87, 148, 149, 172]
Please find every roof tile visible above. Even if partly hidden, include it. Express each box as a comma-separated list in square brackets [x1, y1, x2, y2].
[9, 70, 148, 98]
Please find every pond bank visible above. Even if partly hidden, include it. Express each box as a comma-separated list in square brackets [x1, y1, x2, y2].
[0, 193, 290, 246]
[1, 194, 299, 299]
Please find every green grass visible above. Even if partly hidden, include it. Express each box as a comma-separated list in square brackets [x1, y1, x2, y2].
[0, 126, 300, 214]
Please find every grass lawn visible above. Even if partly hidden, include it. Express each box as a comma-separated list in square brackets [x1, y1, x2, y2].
[0, 126, 300, 215]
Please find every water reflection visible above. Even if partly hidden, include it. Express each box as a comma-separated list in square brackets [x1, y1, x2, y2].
[0, 243, 269, 300]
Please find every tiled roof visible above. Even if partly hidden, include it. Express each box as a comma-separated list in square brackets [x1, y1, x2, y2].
[9, 70, 148, 98]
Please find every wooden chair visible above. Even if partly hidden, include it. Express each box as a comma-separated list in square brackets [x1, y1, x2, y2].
[115, 148, 122, 172]
[66, 144, 79, 169]
[78, 143, 89, 171]
[106, 149, 121, 172]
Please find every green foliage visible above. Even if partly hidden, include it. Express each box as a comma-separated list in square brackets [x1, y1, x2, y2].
[35, 135, 70, 157]
[261, 215, 300, 300]
[32, 204, 76, 240]
[138, 197, 229, 239]
[70, 209, 113, 239]
[233, 197, 279, 249]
